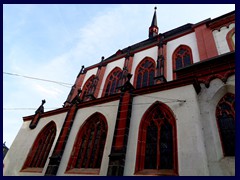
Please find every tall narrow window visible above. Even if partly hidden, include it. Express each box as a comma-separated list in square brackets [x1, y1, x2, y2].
[66, 113, 108, 174]
[21, 121, 56, 172]
[216, 93, 235, 156]
[134, 57, 155, 89]
[135, 102, 178, 176]
[103, 67, 122, 96]
[172, 45, 193, 79]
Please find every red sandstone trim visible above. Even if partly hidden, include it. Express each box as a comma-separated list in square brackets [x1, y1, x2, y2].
[71, 73, 86, 102]
[163, 44, 167, 78]
[20, 167, 43, 173]
[194, 24, 218, 61]
[226, 27, 235, 52]
[94, 66, 106, 98]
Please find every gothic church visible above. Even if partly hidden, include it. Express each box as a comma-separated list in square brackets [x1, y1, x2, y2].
[4, 8, 235, 176]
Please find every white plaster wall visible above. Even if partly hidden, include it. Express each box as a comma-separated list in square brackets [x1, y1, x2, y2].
[124, 85, 209, 176]
[3, 112, 67, 176]
[130, 46, 158, 85]
[57, 100, 119, 176]
[212, 23, 235, 55]
[97, 58, 125, 98]
[166, 32, 200, 81]
[81, 67, 98, 89]
[198, 75, 235, 175]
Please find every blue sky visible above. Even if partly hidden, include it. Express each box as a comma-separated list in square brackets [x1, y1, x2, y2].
[3, 4, 235, 148]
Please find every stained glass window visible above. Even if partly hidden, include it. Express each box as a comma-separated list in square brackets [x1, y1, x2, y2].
[67, 113, 107, 172]
[172, 45, 193, 80]
[216, 93, 235, 156]
[135, 102, 178, 175]
[104, 68, 122, 96]
[81, 75, 95, 100]
[173, 46, 193, 70]
[135, 58, 155, 89]
[22, 121, 56, 170]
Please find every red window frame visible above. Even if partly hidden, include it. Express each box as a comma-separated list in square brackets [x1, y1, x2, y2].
[135, 101, 178, 176]
[134, 57, 156, 89]
[21, 121, 56, 173]
[65, 112, 108, 175]
[216, 93, 235, 156]
[172, 45, 193, 79]
[102, 67, 122, 97]
[81, 75, 95, 100]
[226, 27, 235, 52]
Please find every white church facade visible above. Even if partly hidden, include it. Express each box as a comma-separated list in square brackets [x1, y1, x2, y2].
[3, 9, 235, 176]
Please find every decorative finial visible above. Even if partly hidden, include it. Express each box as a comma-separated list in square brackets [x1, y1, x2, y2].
[101, 56, 104, 61]
[42, 99, 46, 105]
[154, 6, 157, 11]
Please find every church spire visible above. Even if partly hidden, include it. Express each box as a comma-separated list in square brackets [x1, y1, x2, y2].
[149, 7, 159, 38]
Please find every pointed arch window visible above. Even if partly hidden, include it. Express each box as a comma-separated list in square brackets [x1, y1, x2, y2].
[21, 121, 56, 172]
[216, 93, 235, 156]
[103, 67, 122, 96]
[81, 75, 95, 101]
[135, 58, 155, 89]
[135, 102, 178, 176]
[172, 45, 193, 79]
[66, 113, 108, 174]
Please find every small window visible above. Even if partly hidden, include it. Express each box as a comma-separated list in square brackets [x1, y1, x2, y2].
[81, 75, 95, 101]
[103, 67, 122, 96]
[135, 58, 155, 89]
[172, 45, 193, 79]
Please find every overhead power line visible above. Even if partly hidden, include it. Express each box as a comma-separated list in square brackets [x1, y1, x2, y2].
[3, 72, 73, 88]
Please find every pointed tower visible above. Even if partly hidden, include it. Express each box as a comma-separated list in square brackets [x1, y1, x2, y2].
[149, 7, 158, 38]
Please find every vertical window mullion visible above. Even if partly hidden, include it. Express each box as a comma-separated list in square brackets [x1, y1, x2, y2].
[85, 123, 98, 168]
[78, 127, 92, 168]
[157, 125, 161, 170]
[37, 132, 51, 167]
[30, 140, 43, 167]
[40, 129, 55, 167]
[92, 124, 103, 168]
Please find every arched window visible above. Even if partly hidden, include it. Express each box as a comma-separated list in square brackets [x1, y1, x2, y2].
[135, 102, 178, 176]
[226, 27, 235, 51]
[103, 67, 122, 96]
[21, 121, 56, 172]
[216, 93, 235, 156]
[172, 45, 193, 79]
[81, 75, 95, 100]
[66, 112, 108, 174]
[134, 57, 155, 89]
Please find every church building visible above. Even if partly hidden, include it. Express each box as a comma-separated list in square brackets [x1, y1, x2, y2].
[3, 8, 235, 176]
